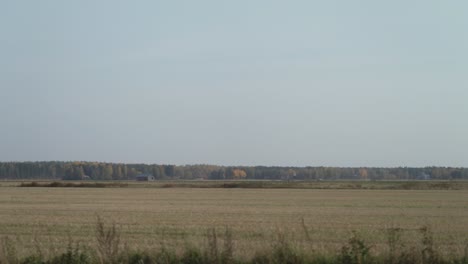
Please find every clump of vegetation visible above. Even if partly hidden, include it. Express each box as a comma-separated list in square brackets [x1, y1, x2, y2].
[0, 236, 18, 264]
[339, 231, 372, 264]
[204, 227, 235, 264]
[48, 241, 91, 264]
[386, 227, 404, 264]
[19, 182, 128, 188]
[420, 226, 442, 264]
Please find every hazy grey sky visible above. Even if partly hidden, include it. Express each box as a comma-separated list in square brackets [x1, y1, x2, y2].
[1, 1, 467, 167]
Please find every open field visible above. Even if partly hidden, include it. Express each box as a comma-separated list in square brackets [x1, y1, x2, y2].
[1, 184, 468, 261]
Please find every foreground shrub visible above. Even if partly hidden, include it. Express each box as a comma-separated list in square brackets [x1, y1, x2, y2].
[271, 233, 301, 264]
[58, 239, 90, 264]
[49, 248, 90, 264]
[20, 255, 44, 264]
[1, 236, 18, 264]
[204, 227, 235, 264]
[180, 247, 204, 264]
[339, 231, 372, 264]
[153, 247, 178, 264]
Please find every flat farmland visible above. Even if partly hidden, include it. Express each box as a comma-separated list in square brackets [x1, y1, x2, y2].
[0, 186, 467, 258]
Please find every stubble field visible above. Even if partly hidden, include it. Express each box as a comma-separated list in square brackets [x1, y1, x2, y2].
[0, 185, 467, 259]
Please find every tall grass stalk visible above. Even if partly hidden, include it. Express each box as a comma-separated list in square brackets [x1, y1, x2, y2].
[95, 216, 120, 264]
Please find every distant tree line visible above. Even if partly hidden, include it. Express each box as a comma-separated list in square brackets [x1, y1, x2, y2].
[0, 162, 467, 181]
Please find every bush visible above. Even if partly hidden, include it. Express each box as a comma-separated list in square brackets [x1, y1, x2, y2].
[339, 231, 372, 264]
[420, 226, 442, 264]
[153, 247, 178, 264]
[1, 236, 18, 264]
[49, 250, 90, 264]
[20, 255, 45, 264]
[127, 251, 154, 264]
[47, 239, 90, 264]
[180, 247, 204, 264]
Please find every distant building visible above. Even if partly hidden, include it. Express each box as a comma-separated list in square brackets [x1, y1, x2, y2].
[136, 173, 155, 181]
[417, 172, 431, 180]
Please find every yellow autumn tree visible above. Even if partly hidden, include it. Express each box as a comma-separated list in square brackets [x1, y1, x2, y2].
[359, 168, 368, 180]
[232, 169, 247, 179]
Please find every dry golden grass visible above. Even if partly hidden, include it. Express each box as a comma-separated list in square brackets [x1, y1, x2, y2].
[0, 186, 467, 258]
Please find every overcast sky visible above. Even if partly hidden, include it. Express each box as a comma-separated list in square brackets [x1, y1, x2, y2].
[1, 1, 467, 167]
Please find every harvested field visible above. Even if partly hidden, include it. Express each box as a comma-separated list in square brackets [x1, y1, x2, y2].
[0, 186, 467, 259]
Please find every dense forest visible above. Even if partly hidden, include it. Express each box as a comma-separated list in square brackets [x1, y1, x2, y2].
[0, 162, 467, 181]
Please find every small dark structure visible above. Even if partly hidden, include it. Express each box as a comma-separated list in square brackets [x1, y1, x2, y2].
[136, 173, 155, 181]
[417, 172, 431, 180]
